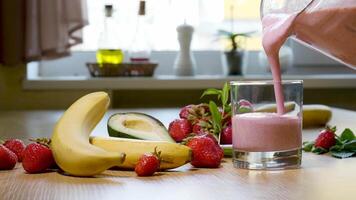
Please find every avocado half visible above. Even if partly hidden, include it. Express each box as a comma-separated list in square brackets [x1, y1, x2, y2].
[107, 112, 175, 142]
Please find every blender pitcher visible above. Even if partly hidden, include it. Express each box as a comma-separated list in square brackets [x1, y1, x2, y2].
[260, 0, 356, 69]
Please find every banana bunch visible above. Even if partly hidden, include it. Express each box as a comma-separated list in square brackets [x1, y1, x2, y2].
[51, 92, 126, 176]
[90, 137, 191, 170]
[51, 92, 191, 176]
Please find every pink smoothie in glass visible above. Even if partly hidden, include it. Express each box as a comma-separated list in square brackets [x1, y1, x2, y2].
[232, 113, 302, 152]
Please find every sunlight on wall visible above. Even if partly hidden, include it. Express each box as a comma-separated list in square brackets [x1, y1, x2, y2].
[74, 0, 262, 51]
[223, 0, 262, 50]
[224, 0, 260, 20]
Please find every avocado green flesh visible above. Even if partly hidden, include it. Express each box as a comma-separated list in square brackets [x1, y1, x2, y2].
[107, 112, 174, 142]
[108, 125, 142, 139]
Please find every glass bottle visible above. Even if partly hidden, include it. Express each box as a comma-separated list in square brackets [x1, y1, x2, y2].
[96, 4, 124, 65]
[128, 0, 151, 63]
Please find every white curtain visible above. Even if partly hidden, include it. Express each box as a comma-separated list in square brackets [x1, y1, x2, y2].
[75, 0, 225, 51]
[25, 0, 88, 61]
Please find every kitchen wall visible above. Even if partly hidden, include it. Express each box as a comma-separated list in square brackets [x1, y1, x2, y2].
[0, 65, 95, 110]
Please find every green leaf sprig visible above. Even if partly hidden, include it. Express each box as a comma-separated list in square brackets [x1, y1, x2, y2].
[209, 101, 222, 136]
[330, 128, 356, 158]
[201, 82, 231, 114]
[201, 82, 231, 142]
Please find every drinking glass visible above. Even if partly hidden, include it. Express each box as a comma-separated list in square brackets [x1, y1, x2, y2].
[230, 80, 303, 170]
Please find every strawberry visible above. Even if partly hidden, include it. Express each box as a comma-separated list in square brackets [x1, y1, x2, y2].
[196, 103, 210, 115]
[314, 126, 336, 150]
[168, 119, 192, 142]
[196, 133, 219, 145]
[192, 123, 202, 134]
[179, 105, 194, 119]
[220, 124, 232, 144]
[221, 113, 231, 127]
[3, 139, 26, 162]
[186, 135, 223, 168]
[180, 104, 211, 123]
[192, 119, 213, 134]
[135, 148, 161, 176]
[22, 142, 55, 174]
[0, 145, 17, 170]
[238, 99, 253, 107]
[237, 99, 253, 113]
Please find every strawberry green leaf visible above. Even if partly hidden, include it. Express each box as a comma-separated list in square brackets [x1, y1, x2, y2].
[225, 105, 232, 114]
[330, 145, 343, 152]
[331, 150, 355, 159]
[335, 137, 344, 146]
[339, 128, 355, 142]
[209, 101, 222, 135]
[221, 82, 230, 107]
[302, 141, 314, 152]
[343, 140, 356, 151]
[221, 82, 231, 114]
[326, 126, 337, 133]
[201, 88, 222, 99]
[312, 146, 327, 154]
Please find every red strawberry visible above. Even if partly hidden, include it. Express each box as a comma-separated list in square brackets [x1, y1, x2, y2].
[192, 119, 212, 134]
[3, 139, 26, 162]
[196, 103, 210, 115]
[196, 133, 219, 145]
[314, 127, 336, 150]
[186, 135, 223, 168]
[221, 113, 231, 127]
[22, 142, 55, 174]
[192, 123, 202, 134]
[135, 149, 161, 177]
[220, 125, 232, 144]
[237, 99, 254, 113]
[0, 145, 17, 170]
[180, 104, 211, 123]
[168, 119, 192, 142]
[179, 105, 194, 119]
[238, 99, 253, 107]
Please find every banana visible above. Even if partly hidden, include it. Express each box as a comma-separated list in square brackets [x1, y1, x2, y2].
[256, 103, 332, 128]
[51, 92, 126, 176]
[303, 104, 332, 128]
[255, 102, 296, 113]
[90, 136, 191, 170]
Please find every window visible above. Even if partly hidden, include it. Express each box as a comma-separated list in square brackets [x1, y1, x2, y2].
[73, 0, 262, 51]
[26, 0, 338, 81]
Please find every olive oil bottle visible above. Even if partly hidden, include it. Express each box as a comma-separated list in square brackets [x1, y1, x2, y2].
[96, 49, 123, 64]
[96, 4, 124, 65]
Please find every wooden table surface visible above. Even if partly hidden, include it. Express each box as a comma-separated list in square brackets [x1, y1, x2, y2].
[1, 108, 356, 200]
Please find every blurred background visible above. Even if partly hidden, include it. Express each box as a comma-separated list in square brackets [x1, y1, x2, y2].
[1, 0, 355, 110]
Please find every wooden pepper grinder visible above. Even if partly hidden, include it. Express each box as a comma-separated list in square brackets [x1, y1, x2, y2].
[174, 23, 196, 76]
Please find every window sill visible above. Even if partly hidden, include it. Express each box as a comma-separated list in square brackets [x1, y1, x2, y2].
[25, 57, 356, 90]
[24, 73, 356, 90]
